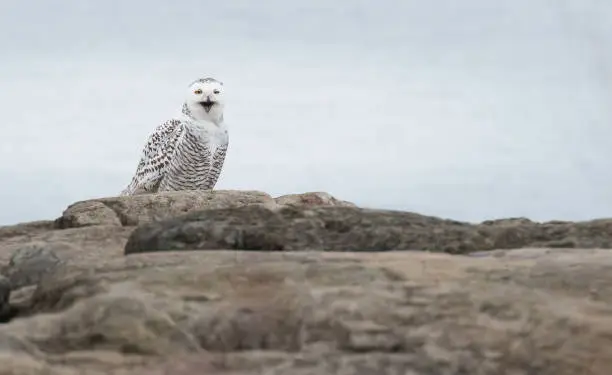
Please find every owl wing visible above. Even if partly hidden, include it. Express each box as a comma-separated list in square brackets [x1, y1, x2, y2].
[120, 119, 184, 196]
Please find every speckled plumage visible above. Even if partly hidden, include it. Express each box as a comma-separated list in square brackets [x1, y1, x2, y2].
[120, 78, 229, 196]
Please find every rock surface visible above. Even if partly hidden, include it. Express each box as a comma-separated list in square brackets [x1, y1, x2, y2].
[125, 205, 612, 254]
[55, 190, 357, 230]
[55, 190, 278, 228]
[0, 190, 611, 374]
[5, 241, 66, 289]
[274, 192, 357, 208]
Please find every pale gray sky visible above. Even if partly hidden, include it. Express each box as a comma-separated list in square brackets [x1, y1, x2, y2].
[0, 0, 611, 225]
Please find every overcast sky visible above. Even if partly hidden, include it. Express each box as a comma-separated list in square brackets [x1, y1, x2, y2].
[0, 0, 611, 225]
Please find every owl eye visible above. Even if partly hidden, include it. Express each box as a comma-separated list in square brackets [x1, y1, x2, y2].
[213, 89, 220, 94]
[194, 89, 203, 94]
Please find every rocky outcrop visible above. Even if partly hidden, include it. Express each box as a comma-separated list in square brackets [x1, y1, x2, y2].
[54, 190, 277, 228]
[124, 204, 612, 255]
[124, 205, 478, 254]
[54, 190, 356, 229]
[0, 190, 611, 374]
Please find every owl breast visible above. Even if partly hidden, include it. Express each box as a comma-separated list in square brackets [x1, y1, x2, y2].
[158, 122, 229, 192]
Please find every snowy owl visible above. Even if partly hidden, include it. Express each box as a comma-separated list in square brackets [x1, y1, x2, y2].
[120, 77, 229, 196]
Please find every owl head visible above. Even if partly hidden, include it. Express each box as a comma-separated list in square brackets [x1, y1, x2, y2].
[183, 77, 225, 123]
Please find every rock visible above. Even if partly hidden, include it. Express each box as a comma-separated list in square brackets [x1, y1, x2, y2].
[480, 218, 612, 249]
[0, 221, 56, 242]
[123, 205, 478, 254]
[5, 242, 66, 290]
[40, 293, 200, 355]
[0, 190, 612, 374]
[0, 225, 136, 267]
[54, 190, 356, 230]
[55, 201, 122, 229]
[0, 331, 42, 356]
[124, 205, 612, 255]
[0, 250, 611, 374]
[0, 276, 10, 323]
[55, 190, 277, 228]
[0, 352, 63, 375]
[274, 192, 356, 208]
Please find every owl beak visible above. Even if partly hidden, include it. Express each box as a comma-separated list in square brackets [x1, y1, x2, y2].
[199, 97, 216, 113]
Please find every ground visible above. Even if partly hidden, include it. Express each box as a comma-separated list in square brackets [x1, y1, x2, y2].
[0, 190, 611, 375]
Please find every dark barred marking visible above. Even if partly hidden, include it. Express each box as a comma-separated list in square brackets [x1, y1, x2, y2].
[181, 103, 193, 119]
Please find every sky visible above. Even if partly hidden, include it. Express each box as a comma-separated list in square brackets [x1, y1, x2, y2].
[0, 0, 611, 225]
